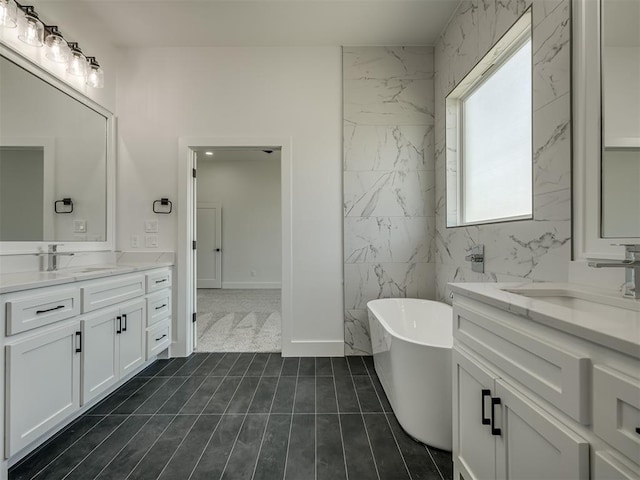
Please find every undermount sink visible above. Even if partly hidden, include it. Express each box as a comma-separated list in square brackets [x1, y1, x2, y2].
[502, 284, 640, 315]
[64, 266, 115, 274]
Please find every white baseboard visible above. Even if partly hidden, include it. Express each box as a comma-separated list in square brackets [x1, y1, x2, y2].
[221, 282, 282, 289]
[282, 340, 345, 357]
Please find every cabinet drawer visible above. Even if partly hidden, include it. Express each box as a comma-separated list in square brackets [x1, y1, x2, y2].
[146, 270, 172, 294]
[593, 365, 640, 465]
[6, 288, 80, 335]
[146, 320, 170, 359]
[146, 291, 171, 327]
[454, 303, 590, 424]
[81, 275, 145, 313]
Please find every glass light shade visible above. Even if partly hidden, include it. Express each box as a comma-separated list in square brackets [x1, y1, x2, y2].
[17, 10, 44, 46]
[67, 46, 87, 77]
[45, 30, 70, 63]
[0, 0, 17, 28]
[86, 61, 104, 88]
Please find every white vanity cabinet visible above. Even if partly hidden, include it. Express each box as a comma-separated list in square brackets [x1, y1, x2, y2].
[451, 287, 640, 480]
[5, 321, 81, 458]
[81, 298, 146, 404]
[0, 264, 173, 466]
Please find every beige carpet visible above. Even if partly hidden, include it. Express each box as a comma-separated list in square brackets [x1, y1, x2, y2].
[196, 289, 281, 352]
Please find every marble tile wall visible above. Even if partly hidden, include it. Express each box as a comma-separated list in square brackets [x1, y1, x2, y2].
[434, 0, 572, 302]
[343, 47, 436, 354]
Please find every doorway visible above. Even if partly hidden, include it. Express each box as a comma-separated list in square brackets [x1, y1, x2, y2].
[194, 147, 282, 352]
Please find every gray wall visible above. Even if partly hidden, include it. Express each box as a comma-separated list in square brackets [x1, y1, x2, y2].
[343, 47, 435, 354]
[434, 0, 572, 300]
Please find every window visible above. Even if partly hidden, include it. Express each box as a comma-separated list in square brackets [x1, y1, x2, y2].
[446, 9, 532, 227]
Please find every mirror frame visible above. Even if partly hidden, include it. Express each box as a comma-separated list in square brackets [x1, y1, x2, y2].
[0, 43, 115, 255]
[572, 0, 640, 261]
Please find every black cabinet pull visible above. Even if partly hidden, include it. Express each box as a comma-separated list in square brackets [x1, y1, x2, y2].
[75, 331, 82, 353]
[491, 397, 502, 436]
[481, 389, 491, 425]
[155, 304, 167, 310]
[116, 316, 122, 334]
[36, 305, 65, 314]
[155, 279, 167, 284]
[155, 334, 167, 342]
[122, 314, 127, 332]
[636, 427, 640, 435]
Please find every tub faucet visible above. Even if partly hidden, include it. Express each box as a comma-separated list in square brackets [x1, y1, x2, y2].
[588, 244, 640, 299]
[47, 244, 75, 271]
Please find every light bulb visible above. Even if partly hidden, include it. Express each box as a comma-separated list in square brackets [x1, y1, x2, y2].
[17, 8, 44, 46]
[67, 43, 87, 77]
[45, 28, 70, 63]
[0, 0, 17, 28]
[86, 57, 104, 88]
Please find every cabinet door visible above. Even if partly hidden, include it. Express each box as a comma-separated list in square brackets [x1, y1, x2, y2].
[5, 322, 80, 457]
[494, 378, 589, 480]
[453, 347, 498, 480]
[118, 299, 145, 377]
[81, 308, 119, 405]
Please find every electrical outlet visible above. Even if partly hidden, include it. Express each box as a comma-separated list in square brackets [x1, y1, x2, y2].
[74, 220, 86, 233]
[145, 235, 159, 248]
[131, 235, 140, 248]
[144, 219, 159, 233]
[250, 270, 256, 278]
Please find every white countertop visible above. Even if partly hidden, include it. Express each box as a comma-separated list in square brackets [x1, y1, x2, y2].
[0, 262, 174, 294]
[450, 282, 640, 360]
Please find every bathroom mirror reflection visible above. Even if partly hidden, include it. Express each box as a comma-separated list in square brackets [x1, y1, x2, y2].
[0, 54, 108, 242]
[601, 0, 640, 238]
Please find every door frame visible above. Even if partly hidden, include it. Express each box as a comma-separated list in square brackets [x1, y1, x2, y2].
[177, 136, 292, 357]
[196, 202, 222, 288]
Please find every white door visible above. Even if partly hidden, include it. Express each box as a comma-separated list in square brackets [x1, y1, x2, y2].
[197, 203, 222, 288]
[5, 322, 81, 457]
[495, 378, 590, 480]
[118, 299, 146, 377]
[453, 347, 499, 480]
[81, 308, 119, 404]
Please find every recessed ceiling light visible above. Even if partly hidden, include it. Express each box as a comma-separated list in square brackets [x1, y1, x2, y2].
[205, 151, 214, 156]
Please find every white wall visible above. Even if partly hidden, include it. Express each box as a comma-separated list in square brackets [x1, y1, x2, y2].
[197, 150, 281, 288]
[116, 47, 344, 347]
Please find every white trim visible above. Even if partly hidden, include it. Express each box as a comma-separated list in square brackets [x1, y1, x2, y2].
[220, 282, 282, 289]
[0, 44, 115, 255]
[572, 0, 639, 261]
[178, 136, 293, 358]
[285, 340, 344, 357]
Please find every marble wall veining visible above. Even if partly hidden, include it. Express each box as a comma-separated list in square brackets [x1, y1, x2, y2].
[434, 0, 572, 302]
[343, 47, 436, 355]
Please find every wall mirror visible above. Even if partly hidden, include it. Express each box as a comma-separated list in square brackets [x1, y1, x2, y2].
[573, 0, 640, 260]
[0, 45, 114, 253]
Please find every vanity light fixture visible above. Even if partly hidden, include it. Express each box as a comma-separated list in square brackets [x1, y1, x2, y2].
[86, 57, 103, 88]
[0, 0, 17, 28]
[0, 1, 104, 88]
[44, 26, 70, 63]
[17, 5, 43, 46]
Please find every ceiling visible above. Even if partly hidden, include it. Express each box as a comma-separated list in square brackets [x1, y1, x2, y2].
[32, 0, 460, 48]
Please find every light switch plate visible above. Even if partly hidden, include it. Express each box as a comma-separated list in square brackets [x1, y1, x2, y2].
[145, 235, 159, 248]
[144, 219, 159, 233]
[74, 220, 87, 233]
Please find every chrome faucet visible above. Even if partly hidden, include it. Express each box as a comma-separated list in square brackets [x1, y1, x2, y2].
[588, 244, 640, 299]
[47, 244, 75, 271]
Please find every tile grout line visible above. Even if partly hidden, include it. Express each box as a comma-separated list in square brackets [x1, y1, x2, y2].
[170, 352, 211, 377]
[330, 358, 350, 480]
[250, 353, 287, 480]
[85, 415, 156, 480]
[216, 353, 262, 480]
[425, 446, 446, 480]
[174, 355, 227, 415]
[346, 357, 381, 480]
[122, 414, 179, 480]
[281, 357, 301, 480]
[363, 359, 414, 480]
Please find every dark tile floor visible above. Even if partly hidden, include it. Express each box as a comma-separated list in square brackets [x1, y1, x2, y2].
[10, 353, 453, 480]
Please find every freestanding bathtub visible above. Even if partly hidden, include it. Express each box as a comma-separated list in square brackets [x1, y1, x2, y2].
[367, 298, 453, 451]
